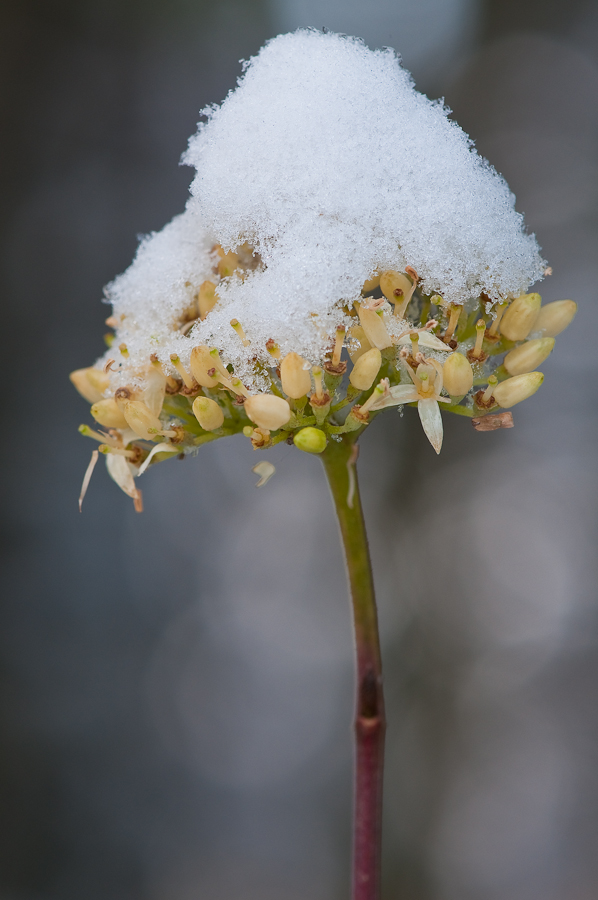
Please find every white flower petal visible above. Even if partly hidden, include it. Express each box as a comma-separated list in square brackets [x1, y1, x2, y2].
[386, 384, 419, 404]
[418, 398, 444, 454]
[105, 452, 138, 498]
[396, 332, 450, 351]
[137, 442, 179, 476]
[79, 450, 99, 512]
[252, 460, 276, 487]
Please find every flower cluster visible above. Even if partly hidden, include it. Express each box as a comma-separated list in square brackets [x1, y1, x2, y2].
[71, 255, 576, 507]
[69, 30, 577, 508]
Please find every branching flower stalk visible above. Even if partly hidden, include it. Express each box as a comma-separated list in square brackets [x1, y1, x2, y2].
[70, 29, 578, 900]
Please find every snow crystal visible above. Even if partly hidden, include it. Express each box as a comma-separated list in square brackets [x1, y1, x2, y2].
[103, 29, 545, 387]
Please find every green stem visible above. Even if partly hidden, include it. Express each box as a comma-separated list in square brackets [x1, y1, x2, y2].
[321, 436, 385, 900]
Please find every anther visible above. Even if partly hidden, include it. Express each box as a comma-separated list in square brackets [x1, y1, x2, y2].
[169, 354, 196, 391]
[332, 326, 345, 367]
[119, 343, 129, 358]
[230, 319, 250, 346]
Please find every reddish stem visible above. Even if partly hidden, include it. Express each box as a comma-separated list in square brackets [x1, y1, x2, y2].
[322, 437, 386, 900]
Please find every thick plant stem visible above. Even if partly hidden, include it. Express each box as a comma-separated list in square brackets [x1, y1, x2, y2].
[322, 436, 385, 900]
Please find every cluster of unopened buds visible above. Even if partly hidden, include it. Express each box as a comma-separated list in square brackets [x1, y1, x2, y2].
[71, 250, 576, 510]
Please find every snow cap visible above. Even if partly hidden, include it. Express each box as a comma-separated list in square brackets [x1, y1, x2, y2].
[105, 29, 545, 386]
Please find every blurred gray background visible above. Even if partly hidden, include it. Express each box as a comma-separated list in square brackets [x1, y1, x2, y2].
[1, 0, 597, 898]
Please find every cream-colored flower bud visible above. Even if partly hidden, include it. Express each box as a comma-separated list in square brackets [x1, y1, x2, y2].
[443, 352, 473, 397]
[293, 426, 327, 454]
[349, 348, 382, 391]
[348, 325, 371, 362]
[379, 270, 411, 304]
[500, 293, 541, 341]
[504, 338, 555, 376]
[70, 367, 110, 404]
[493, 372, 544, 408]
[197, 281, 218, 319]
[280, 352, 311, 398]
[362, 272, 380, 292]
[357, 305, 392, 349]
[192, 397, 224, 431]
[123, 400, 163, 441]
[90, 398, 129, 429]
[189, 345, 220, 387]
[244, 394, 291, 430]
[532, 299, 577, 337]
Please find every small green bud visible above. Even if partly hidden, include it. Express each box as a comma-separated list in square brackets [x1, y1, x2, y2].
[500, 293, 541, 341]
[504, 338, 555, 376]
[192, 396, 224, 431]
[293, 426, 327, 454]
[442, 352, 473, 398]
[349, 348, 382, 391]
[493, 371, 544, 408]
[532, 300, 577, 337]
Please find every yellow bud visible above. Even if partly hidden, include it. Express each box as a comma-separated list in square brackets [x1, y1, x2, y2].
[244, 394, 291, 431]
[189, 346, 220, 387]
[70, 367, 110, 404]
[348, 325, 371, 362]
[379, 270, 411, 304]
[123, 400, 163, 441]
[493, 372, 544, 408]
[532, 300, 577, 337]
[362, 273, 380, 292]
[197, 281, 218, 319]
[280, 352, 312, 399]
[90, 398, 129, 430]
[500, 293, 541, 341]
[443, 352, 473, 397]
[192, 397, 224, 431]
[349, 348, 382, 391]
[293, 426, 327, 454]
[217, 249, 238, 278]
[357, 305, 392, 349]
[504, 338, 555, 376]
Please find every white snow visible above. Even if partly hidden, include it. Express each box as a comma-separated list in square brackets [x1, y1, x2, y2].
[102, 29, 545, 388]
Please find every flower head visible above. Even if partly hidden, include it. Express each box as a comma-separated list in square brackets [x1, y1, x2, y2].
[71, 30, 576, 505]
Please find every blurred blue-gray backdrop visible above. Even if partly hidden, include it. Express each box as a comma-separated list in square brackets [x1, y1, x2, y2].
[1, 1, 598, 898]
